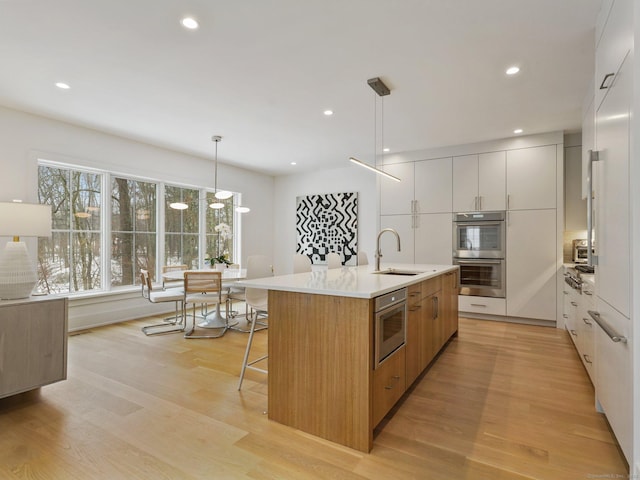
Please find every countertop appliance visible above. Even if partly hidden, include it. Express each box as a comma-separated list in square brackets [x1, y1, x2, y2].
[572, 239, 594, 264]
[453, 211, 506, 298]
[374, 287, 406, 368]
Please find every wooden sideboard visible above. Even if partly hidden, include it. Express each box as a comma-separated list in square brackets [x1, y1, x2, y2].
[0, 295, 68, 398]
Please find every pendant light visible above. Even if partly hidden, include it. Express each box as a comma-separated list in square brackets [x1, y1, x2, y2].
[349, 77, 400, 182]
[209, 135, 225, 209]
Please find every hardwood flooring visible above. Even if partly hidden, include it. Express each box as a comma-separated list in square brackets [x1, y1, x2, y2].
[0, 315, 628, 479]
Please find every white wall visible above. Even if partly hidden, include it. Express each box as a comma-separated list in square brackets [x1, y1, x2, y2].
[273, 165, 378, 275]
[0, 105, 274, 330]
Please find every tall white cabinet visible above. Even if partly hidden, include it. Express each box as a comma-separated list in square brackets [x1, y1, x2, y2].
[585, 0, 634, 466]
[379, 157, 452, 265]
[453, 152, 506, 212]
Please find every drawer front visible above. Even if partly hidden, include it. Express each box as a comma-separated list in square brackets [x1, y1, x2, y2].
[421, 276, 442, 298]
[458, 295, 506, 316]
[372, 347, 406, 427]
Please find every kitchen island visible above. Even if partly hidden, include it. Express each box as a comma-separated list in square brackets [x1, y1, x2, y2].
[238, 263, 459, 452]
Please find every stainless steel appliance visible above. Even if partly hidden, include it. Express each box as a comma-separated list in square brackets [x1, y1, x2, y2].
[374, 287, 406, 368]
[453, 211, 506, 298]
[453, 211, 506, 259]
[572, 239, 594, 264]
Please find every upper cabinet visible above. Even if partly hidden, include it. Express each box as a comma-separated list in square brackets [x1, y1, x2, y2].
[506, 145, 557, 210]
[594, 0, 633, 110]
[453, 152, 506, 212]
[379, 162, 414, 215]
[414, 157, 452, 214]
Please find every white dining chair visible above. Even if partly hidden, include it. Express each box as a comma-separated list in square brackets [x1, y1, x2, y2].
[139, 269, 185, 336]
[293, 253, 312, 273]
[326, 252, 341, 269]
[357, 251, 369, 266]
[183, 271, 230, 339]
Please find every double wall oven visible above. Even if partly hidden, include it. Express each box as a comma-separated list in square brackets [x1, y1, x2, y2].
[453, 211, 506, 298]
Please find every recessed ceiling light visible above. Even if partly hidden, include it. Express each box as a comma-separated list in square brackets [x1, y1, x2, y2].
[181, 17, 199, 29]
[513, 128, 523, 134]
[383, 148, 390, 153]
[506, 66, 520, 75]
[290, 162, 297, 165]
[323, 110, 333, 116]
[55, 82, 70, 89]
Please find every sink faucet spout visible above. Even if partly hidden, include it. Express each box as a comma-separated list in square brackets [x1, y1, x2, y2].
[375, 228, 401, 271]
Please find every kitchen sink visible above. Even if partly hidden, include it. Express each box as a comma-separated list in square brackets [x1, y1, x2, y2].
[372, 268, 430, 276]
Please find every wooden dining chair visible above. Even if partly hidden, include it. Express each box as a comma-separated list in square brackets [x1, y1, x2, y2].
[183, 271, 230, 339]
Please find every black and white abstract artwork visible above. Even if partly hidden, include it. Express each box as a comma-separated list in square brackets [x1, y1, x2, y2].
[296, 192, 358, 266]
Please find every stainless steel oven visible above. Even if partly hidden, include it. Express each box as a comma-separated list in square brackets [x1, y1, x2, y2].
[453, 211, 506, 298]
[374, 288, 406, 368]
[453, 258, 506, 298]
[453, 211, 505, 259]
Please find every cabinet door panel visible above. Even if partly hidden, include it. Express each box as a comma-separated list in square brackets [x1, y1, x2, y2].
[478, 151, 506, 211]
[414, 213, 452, 265]
[379, 215, 414, 264]
[452, 155, 478, 213]
[595, 53, 631, 318]
[506, 145, 557, 210]
[506, 209, 557, 321]
[380, 163, 414, 215]
[414, 157, 452, 214]
[564, 145, 587, 231]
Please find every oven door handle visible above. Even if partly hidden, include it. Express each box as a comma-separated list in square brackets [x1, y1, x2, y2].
[455, 259, 502, 264]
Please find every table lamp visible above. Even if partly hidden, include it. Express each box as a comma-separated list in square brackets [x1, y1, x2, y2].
[0, 201, 52, 300]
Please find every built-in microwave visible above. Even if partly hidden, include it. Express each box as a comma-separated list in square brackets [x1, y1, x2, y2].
[374, 288, 406, 368]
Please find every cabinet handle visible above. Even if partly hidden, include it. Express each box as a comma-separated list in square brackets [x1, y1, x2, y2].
[507, 194, 511, 210]
[584, 291, 593, 296]
[384, 375, 401, 389]
[474, 196, 478, 210]
[570, 329, 577, 336]
[432, 296, 439, 319]
[599, 73, 615, 89]
[562, 314, 568, 318]
[588, 310, 628, 343]
[470, 303, 486, 307]
[563, 291, 569, 295]
[570, 301, 578, 307]
[478, 196, 482, 210]
[583, 354, 592, 364]
[409, 305, 421, 312]
[582, 317, 592, 326]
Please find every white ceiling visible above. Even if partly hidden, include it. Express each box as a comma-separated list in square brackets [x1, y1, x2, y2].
[0, 0, 600, 176]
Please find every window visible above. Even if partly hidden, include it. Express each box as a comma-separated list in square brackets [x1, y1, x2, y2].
[37, 161, 239, 295]
[164, 185, 200, 269]
[205, 192, 235, 263]
[111, 177, 157, 286]
[38, 165, 102, 294]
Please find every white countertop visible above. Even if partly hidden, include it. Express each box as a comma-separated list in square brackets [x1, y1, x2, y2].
[237, 263, 459, 299]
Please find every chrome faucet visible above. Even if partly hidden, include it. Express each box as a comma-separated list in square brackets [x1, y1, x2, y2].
[375, 228, 401, 271]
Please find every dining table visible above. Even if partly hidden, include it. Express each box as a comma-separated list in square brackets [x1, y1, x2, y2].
[162, 268, 247, 329]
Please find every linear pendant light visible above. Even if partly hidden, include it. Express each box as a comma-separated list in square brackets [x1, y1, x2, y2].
[349, 77, 400, 182]
[349, 157, 400, 182]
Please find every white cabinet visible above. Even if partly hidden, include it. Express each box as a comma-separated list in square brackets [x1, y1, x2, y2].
[594, 0, 632, 110]
[593, 298, 632, 462]
[379, 213, 452, 266]
[453, 152, 505, 212]
[578, 280, 595, 383]
[506, 209, 557, 321]
[414, 157, 452, 214]
[380, 157, 452, 265]
[414, 213, 453, 265]
[595, 51, 631, 319]
[506, 145, 557, 210]
[379, 162, 414, 215]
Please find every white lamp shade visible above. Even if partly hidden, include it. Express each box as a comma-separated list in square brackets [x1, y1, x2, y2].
[0, 202, 52, 237]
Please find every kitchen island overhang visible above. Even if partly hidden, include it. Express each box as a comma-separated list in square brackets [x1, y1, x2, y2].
[237, 264, 459, 452]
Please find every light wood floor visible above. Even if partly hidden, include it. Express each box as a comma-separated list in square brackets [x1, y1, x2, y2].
[0, 314, 628, 479]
